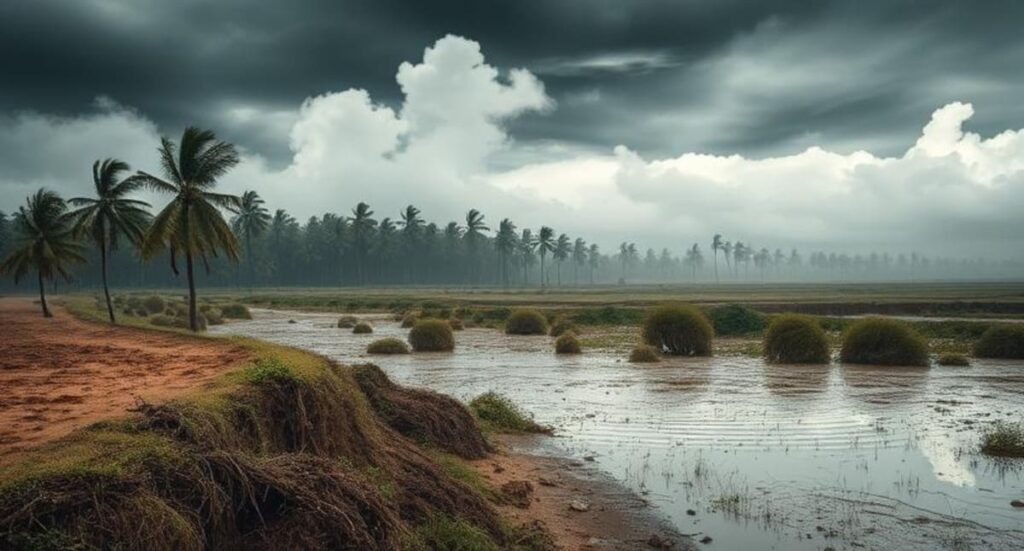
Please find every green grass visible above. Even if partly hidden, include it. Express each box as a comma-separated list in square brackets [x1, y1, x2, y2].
[980, 423, 1024, 458]
[468, 392, 549, 434]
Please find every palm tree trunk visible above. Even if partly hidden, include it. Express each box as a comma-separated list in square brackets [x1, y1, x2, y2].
[540, 255, 546, 289]
[246, 229, 254, 293]
[713, 250, 719, 284]
[183, 203, 199, 332]
[38, 270, 52, 318]
[100, 237, 115, 323]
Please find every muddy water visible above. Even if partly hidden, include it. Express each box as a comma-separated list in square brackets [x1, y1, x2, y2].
[212, 309, 1024, 550]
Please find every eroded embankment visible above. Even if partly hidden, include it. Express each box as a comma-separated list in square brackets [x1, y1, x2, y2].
[0, 321, 527, 549]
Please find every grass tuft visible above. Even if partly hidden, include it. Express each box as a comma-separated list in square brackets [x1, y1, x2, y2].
[641, 304, 713, 356]
[840, 317, 929, 366]
[710, 304, 765, 336]
[554, 332, 582, 354]
[505, 309, 549, 335]
[469, 392, 549, 434]
[937, 353, 970, 366]
[763, 314, 830, 364]
[353, 321, 374, 334]
[628, 344, 661, 363]
[973, 324, 1024, 359]
[409, 319, 455, 351]
[980, 422, 1024, 458]
[367, 338, 410, 355]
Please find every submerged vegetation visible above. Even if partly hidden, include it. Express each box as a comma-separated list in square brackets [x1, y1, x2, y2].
[367, 337, 410, 355]
[554, 332, 582, 354]
[505, 309, 549, 335]
[763, 314, 830, 364]
[409, 319, 455, 351]
[840, 318, 929, 366]
[973, 324, 1024, 359]
[980, 422, 1024, 458]
[641, 304, 714, 356]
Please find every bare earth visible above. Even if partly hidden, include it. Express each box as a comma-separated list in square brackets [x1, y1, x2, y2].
[0, 297, 249, 464]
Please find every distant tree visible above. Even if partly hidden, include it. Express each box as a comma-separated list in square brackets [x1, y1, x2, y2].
[587, 243, 600, 284]
[537, 226, 555, 288]
[711, 234, 723, 284]
[229, 190, 271, 290]
[722, 240, 733, 276]
[67, 159, 151, 323]
[684, 243, 704, 281]
[135, 127, 241, 331]
[443, 221, 462, 282]
[553, 233, 571, 286]
[374, 217, 397, 281]
[350, 202, 376, 285]
[399, 205, 423, 282]
[495, 218, 517, 288]
[754, 247, 770, 282]
[1, 190, 86, 317]
[464, 209, 489, 284]
[572, 237, 587, 285]
[518, 228, 537, 285]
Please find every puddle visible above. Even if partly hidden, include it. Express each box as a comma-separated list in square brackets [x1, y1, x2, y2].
[212, 309, 1024, 550]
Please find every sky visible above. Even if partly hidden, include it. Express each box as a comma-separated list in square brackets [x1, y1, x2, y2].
[1, 0, 1023, 258]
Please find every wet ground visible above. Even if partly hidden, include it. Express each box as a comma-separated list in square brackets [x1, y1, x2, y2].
[212, 309, 1024, 550]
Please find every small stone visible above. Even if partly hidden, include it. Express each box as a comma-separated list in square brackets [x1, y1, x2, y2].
[569, 499, 590, 512]
[1011, 499, 1024, 508]
[699, 535, 713, 544]
[686, 509, 697, 516]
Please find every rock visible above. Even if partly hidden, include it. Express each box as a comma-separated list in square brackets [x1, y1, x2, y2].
[1011, 499, 1024, 508]
[569, 499, 590, 512]
[501, 480, 534, 509]
[287, 319, 297, 324]
[647, 533, 675, 549]
[699, 535, 713, 544]
[686, 509, 697, 516]
[583, 455, 596, 462]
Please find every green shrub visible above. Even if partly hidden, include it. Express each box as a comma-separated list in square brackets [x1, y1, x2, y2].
[409, 320, 455, 351]
[937, 353, 970, 366]
[641, 304, 714, 356]
[839, 318, 928, 366]
[549, 317, 577, 337]
[219, 303, 252, 320]
[629, 344, 661, 363]
[337, 315, 358, 328]
[401, 313, 419, 328]
[126, 296, 143, 310]
[352, 322, 373, 334]
[367, 338, 410, 355]
[448, 318, 464, 331]
[412, 515, 498, 551]
[554, 332, 582, 354]
[980, 422, 1024, 458]
[469, 392, 548, 433]
[243, 357, 298, 385]
[711, 304, 765, 336]
[149, 314, 176, 327]
[504, 309, 548, 335]
[142, 295, 166, 314]
[973, 324, 1024, 359]
[763, 314, 830, 364]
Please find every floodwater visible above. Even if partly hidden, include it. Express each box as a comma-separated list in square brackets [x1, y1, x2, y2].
[211, 309, 1024, 550]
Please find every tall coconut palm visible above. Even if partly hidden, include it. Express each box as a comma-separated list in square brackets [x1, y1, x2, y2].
[536, 226, 555, 288]
[67, 159, 151, 323]
[134, 127, 241, 331]
[464, 209, 489, 284]
[553, 233, 571, 286]
[518, 228, 537, 285]
[711, 234, 722, 284]
[494, 218, 517, 288]
[587, 243, 599, 284]
[1, 189, 86, 317]
[572, 237, 587, 285]
[350, 202, 376, 285]
[229, 190, 271, 290]
[399, 205, 423, 283]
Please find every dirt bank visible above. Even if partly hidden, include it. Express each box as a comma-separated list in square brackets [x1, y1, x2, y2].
[0, 297, 248, 464]
[473, 434, 693, 550]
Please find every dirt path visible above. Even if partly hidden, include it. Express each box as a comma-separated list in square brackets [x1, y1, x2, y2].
[0, 297, 249, 464]
[472, 434, 694, 550]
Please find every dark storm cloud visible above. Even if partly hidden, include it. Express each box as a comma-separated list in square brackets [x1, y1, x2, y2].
[1, 0, 1023, 161]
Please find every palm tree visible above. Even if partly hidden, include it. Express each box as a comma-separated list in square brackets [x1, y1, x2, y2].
[536, 226, 555, 288]
[619, 242, 629, 280]
[350, 202, 376, 285]
[722, 241, 733, 277]
[229, 190, 271, 290]
[495, 218, 517, 288]
[464, 209, 489, 283]
[518, 228, 537, 285]
[67, 159, 151, 323]
[684, 243, 704, 281]
[711, 234, 722, 284]
[553, 233, 571, 286]
[399, 205, 423, 283]
[587, 243, 599, 284]
[1, 189, 86, 317]
[572, 237, 587, 285]
[134, 127, 241, 332]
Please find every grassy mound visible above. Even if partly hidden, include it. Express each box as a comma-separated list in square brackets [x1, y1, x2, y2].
[219, 303, 252, 320]
[504, 309, 548, 335]
[354, 364, 491, 458]
[353, 321, 373, 334]
[0, 341, 506, 550]
[367, 338, 410, 355]
[937, 353, 970, 366]
[337, 315, 358, 328]
[973, 324, 1024, 359]
[554, 332, 582, 354]
[468, 392, 550, 434]
[142, 295, 166, 315]
[763, 314, 830, 364]
[548, 318, 576, 337]
[629, 344, 661, 363]
[641, 304, 714, 356]
[401, 313, 419, 328]
[839, 318, 929, 366]
[409, 320, 455, 352]
[448, 318, 464, 331]
[980, 422, 1024, 458]
[710, 304, 765, 336]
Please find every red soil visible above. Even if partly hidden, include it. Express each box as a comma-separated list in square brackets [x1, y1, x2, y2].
[0, 297, 248, 464]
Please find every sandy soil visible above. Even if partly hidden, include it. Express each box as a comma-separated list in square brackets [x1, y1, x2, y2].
[472, 434, 694, 550]
[0, 297, 249, 464]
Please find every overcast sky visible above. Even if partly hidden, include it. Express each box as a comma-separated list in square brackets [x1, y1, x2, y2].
[2, 0, 1023, 258]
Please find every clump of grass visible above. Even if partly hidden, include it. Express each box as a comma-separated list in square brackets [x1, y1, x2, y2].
[353, 321, 374, 334]
[937, 353, 970, 366]
[142, 295, 166, 315]
[505, 309, 548, 335]
[401, 313, 419, 328]
[554, 332, 582, 354]
[337, 315, 358, 328]
[628, 344, 661, 363]
[367, 338, 410, 355]
[448, 318, 464, 331]
[641, 304, 713, 356]
[411, 515, 498, 551]
[980, 422, 1024, 458]
[548, 317, 576, 337]
[150, 314, 176, 327]
[973, 324, 1024, 359]
[219, 303, 252, 320]
[469, 392, 549, 434]
[204, 309, 224, 326]
[243, 356, 299, 385]
[840, 317, 929, 366]
[763, 314, 830, 364]
[409, 319, 455, 351]
[710, 304, 765, 336]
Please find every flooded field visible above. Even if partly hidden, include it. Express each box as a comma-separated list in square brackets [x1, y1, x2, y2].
[212, 309, 1024, 550]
